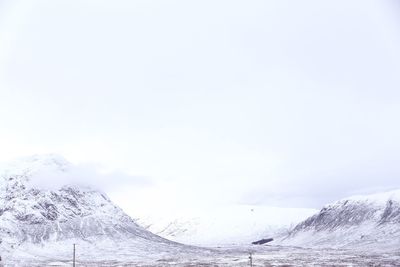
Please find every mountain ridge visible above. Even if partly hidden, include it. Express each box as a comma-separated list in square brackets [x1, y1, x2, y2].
[279, 189, 400, 250]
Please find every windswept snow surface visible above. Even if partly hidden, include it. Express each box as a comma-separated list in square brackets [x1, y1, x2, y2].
[280, 189, 400, 250]
[5, 242, 400, 266]
[135, 205, 317, 246]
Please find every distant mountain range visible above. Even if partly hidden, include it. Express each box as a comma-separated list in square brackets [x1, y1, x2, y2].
[136, 177, 400, 250]
[136, 205, 317, 246]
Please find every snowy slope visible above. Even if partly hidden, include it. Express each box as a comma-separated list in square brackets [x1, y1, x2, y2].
[0, 155, 181, 263]
[1, 155, 399, 265]
[135, 205, 317, 246]
[280, 190, 400, 250]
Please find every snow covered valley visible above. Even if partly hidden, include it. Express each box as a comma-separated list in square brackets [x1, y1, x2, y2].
[1, 155, 400, 266]
[135, 204, 317, 246]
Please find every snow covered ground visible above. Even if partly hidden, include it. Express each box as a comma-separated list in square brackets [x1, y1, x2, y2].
[135, 205, 317, 246]
[4, 242, 400, 266]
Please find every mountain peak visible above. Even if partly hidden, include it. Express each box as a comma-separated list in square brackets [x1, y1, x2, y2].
[342, 189, 400, 205]
[0, 155, 169, 255]
[1, 154, 71, 178]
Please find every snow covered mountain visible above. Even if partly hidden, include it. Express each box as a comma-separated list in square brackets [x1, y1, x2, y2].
[135, 205, 317, 246]
[0, 154, 177, 263]
[1, 155, 399, 265]
[280, 190, 400, 250]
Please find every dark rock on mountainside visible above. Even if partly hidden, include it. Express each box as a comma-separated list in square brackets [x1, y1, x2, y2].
[252, 238, 273, 245]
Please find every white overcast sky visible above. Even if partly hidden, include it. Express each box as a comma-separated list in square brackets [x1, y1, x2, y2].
[1, 0, 400, 215]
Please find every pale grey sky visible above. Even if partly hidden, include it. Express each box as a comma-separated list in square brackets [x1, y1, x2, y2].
[1, 0, 400, 214]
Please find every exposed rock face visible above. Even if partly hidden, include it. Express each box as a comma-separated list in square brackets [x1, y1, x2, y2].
[0, 155, 167, 251]
[379, 200, 400, 224]
[280, 190, 400, 249]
